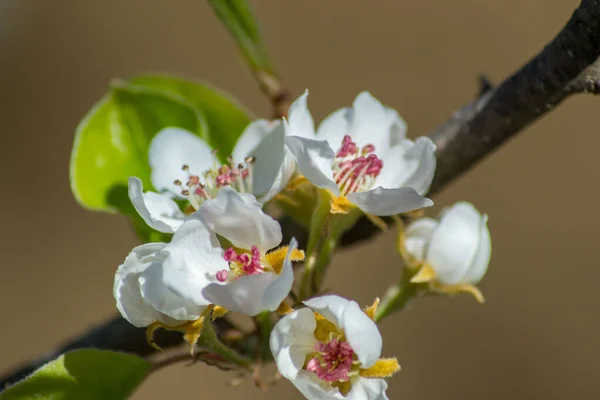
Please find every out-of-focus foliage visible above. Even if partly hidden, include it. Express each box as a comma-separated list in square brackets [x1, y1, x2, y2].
[69, 76, 252, 241]
[1, 350, 150, 400]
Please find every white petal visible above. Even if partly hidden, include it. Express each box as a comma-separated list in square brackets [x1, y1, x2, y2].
[462, 214, 491, 284]
[139, 260, 206, 321]
[348, 92, 398, 150]
[149, 127, 214, 198]
[231, 120, 274, 162]
[114, 243, 172, 327]
[372, 141, 415, 189]
[347, 378, 389, 400]
[316, 107, 351, 151]
[426, 202, 482, 285]
[202, 273, 277, 316]
[128, 177, 185, 233]
[404, 217, 439, 261]
[159, 216, 228, 307]
[270, 308, 318, 380]
[287, 90, 315, 139]
[245, 122, 290, 200]
[285, 136, 339, 196]
[203, 238, 297, 316]
[304, 295, 382, 368]
[375, 137, 436, 196]
[199, 188, 282, 250]
[256, 150, 297, 203]
[395, 137, 437, 195]
[347, 187, 433, 216]
[290, 371, 345, 400]
[387, 108, 408, 147]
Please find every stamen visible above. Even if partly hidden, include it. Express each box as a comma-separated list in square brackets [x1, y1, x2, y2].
[222, 246, 264, 278]
[331, 136, 383, 196]
[306, 338, 355, 383]
[216, 270, 228, 282]
[169, 152, 253, 210]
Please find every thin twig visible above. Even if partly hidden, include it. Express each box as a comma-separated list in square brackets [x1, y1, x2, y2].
[2, 0, 600, 389]
[255, 71, 292, 119]
[336, 0, 600, 247]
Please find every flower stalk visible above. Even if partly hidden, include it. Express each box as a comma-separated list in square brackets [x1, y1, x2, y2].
[197, 319, 253, 370]
[374, 272, 419, 322]
[298, 189, 333, 301]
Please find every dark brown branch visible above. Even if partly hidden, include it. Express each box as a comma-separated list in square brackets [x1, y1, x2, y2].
[0, 316, 239, 389]
[2, 0, 600, 389]
[339, 0, 600, 247]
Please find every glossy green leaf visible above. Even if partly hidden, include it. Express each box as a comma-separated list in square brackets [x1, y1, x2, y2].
[131, 74, 252, 158]
[0, 349, 151, 400]
[70, 82, 207, 212]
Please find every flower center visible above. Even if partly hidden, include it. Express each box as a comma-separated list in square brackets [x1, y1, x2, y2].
[216, 246, 264, 282]
[332, 135, 383, 196]
[306, 338, 355, 383]
[174, 154, 255, 211]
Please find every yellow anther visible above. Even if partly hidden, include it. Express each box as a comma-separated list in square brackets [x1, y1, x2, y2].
[182, 317, 206, 355]
[212, 305, 229, 321]
[410, 263, 437, 283]
[330, 194, 352, 214]
[276, 301, 294, 316]
[265, 246, 305, 274]
[359, 358, 401, 379]
[363, 297, 380, 321]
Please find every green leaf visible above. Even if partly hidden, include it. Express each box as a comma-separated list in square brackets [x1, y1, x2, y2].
[130, 74, 252, 158]
[0, 349, 151, 400]
[207, 0, 274, 74]
[70, 81, 207, 213]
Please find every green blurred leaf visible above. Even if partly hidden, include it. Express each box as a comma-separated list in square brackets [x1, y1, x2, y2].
[207, 0, 274, 73]
[70, 75, 254, 241]
[131, 74, 252, 157]
[70, 81, 207, 212]
[0, 350, 151, 400]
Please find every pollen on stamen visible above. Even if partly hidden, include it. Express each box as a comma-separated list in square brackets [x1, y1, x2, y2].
[332, 135, 383, 196]
[222, 246, 264, 278]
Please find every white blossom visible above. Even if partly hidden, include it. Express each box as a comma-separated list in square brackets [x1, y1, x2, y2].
[128, 122, 295, 233]
[270, 295, 399, 400]
[284, 91, 436, 216]
[157, 187, 303, 316]
[405, 202, 491, 301]
[113, 242, 205, 328]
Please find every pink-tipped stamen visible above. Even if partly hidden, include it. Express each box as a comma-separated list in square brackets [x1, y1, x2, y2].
[306, 338, 355, 383]
[216, 270, 228, 282]
[332, 136, 383, 195]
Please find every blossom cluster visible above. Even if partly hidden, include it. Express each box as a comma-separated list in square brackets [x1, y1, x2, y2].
[113, 91, 491, 399]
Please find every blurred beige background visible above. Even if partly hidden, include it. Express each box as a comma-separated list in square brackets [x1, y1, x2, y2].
[1, 0, 598, 399]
